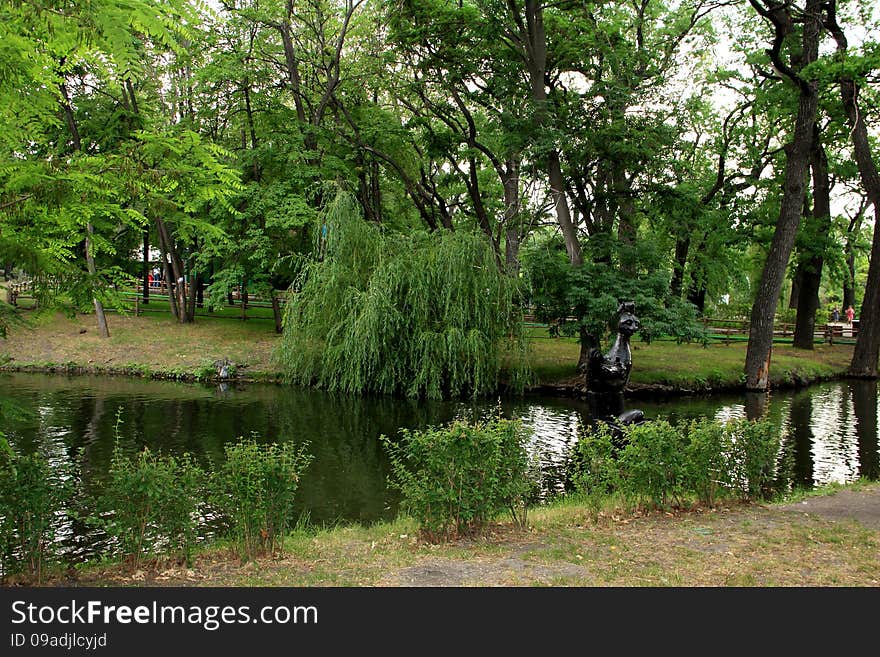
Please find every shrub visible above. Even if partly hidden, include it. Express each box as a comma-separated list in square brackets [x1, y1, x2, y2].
[97, 444, 205, 567]
[0, 435, 72, 583]
[571, 417, 781, 512]
[617, 420, 690, 509]
[212, 437, 313, 560]
[382, 415, 534, 541]
[684, 420, 728, 506]
[725, 419, 780, 500]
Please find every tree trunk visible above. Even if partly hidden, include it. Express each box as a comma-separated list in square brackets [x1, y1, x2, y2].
[142, 229, 150, 305]
[186, 271, 198, 321]
[271, 293, 283, 334]
[788, 270, 801, 310]
[793, 135, 831, 350]
[501, 158, 522, 273]
[744, 0, 821, 390]
[826, 6, 880, 377]
[85, 223, 110, 339]
[688, 287, 707, 314]
[61, 77, 109, 338]
[670, 236, 690, 299]
[842, 249, 856, 311]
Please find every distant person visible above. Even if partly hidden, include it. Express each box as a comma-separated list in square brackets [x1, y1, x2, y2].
[846, 305, 855, 323]
[831, 307, 840, 322]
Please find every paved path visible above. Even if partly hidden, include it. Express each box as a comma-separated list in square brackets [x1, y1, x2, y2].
[777, 485, 880, 530]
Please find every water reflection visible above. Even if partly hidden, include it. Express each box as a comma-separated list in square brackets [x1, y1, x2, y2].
[2, 373, 879, 531]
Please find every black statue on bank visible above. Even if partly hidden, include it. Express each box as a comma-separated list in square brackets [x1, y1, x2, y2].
[585, 301, 645, 432]
[587, 301, 639, 394]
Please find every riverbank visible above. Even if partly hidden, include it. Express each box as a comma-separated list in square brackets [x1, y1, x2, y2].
[13, 481, 880, 587]
[0, 311, 859, 394]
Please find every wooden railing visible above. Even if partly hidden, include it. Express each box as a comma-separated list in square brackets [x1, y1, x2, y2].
[523, 313, 859, 345]
[700, 317, 859, 344]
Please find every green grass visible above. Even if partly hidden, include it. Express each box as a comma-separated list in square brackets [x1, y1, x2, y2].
[522, 333, 854, 390]
[1, 304, 858, 391]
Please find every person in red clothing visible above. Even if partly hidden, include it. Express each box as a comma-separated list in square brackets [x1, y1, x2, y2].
[845, 305, 855, 323]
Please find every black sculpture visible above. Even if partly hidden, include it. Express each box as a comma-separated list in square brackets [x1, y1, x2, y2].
[584, 301, 646, 441]
[586, 301, 640, 394]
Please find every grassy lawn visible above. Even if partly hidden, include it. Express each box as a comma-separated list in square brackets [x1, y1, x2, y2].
[0, 307, 285, 381]
[524, 331, 855, 391]
[0, 306, 858, 389]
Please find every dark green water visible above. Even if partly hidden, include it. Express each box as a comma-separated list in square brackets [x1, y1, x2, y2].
[2, 372, 878, 558]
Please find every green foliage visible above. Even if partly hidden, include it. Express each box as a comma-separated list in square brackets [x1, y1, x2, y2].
[278, 190, 530, 399]
[521, 234, 706, 347]
[572, 418, 781, 511]
[617, 421, 691, 509]
[97, 444, 205, 567]
[567, 422, 622, 520]
[382, 415, 534, 541]
[211, 437, 313, 560]
[0, 435, 72, 583]
[683, 420, 728, 507]
[726, 419, 781, 500]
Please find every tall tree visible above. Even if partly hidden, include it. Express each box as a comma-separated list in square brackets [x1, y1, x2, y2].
[824, 0, 880, 377]
[792, 126, 833, 349]
[744, 0, 824, 390]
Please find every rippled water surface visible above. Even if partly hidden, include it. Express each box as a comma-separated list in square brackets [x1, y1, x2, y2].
[2, 372, 878, 543]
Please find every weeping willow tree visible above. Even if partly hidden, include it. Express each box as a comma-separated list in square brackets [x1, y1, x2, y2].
[276, 191, 530, 399]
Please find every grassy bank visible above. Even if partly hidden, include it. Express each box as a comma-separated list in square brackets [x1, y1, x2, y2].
[526, 334, 855, 393]
[0, 310, 857, 392]
[0, 310, 285, 382]
[28, 481, 880, 587]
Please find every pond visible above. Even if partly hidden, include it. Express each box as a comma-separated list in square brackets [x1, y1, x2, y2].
[1, 372, 878, 561]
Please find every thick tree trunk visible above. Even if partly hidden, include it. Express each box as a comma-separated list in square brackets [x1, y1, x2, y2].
[850, 207, 880, 376]
[186, 269, 199, 322]
[744, 0, 821, 390]
[671, 236, 690, 299]
[688, 287, 707, 314]
[793, 135, 831, 350]
[502, 159, 522, 274]
[788, 270, 801, 310]
[827, 8, 880, 377]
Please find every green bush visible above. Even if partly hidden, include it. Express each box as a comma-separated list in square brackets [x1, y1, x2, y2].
[725, 419, 780, 500]
[0, 435, 72, 583]
[683, 420, 728, 507]
[97, 445, 205, 567]
[572, 418, 781, 511]
[212, 437, 313, 560]
[617, 420, 690, 509]
[382, 416, 534, 541]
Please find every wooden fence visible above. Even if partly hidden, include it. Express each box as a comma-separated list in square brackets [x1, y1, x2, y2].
[700, 317, 859, 345]
[523, 313, 859, 345]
